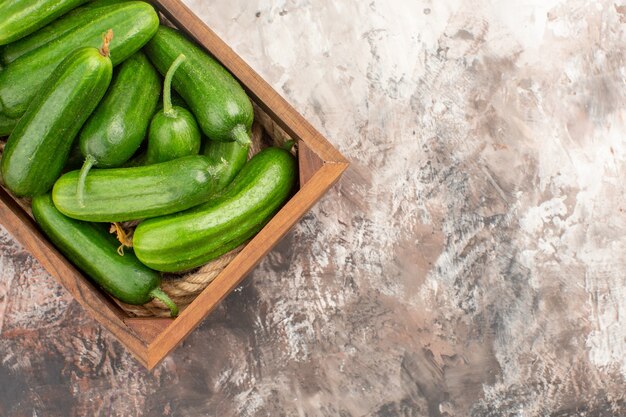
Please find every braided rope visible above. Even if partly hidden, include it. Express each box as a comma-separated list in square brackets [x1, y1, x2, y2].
[114, 245, 244, 317]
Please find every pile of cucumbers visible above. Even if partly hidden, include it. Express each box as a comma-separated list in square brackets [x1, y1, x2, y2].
[0, 0, 297, 317]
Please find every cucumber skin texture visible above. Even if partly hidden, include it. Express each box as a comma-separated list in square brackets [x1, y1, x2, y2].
[52, 155, 223, 222]
[145, 106, 201, 164]
[0, 0, 128, 66]
[0, 113, 17, 137]
[0, 1, 159, 119]
[144, 26, 254, 143]
[1, 47, 112, 197]
[203, 139, 250, 192]
[80, 51, 161, 167]
[32, 194, 160, 305]
[0, 0, 90, 46]
[134, 147, 297, 272]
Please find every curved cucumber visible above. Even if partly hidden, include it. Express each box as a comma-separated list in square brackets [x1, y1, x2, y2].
[145, 54, 201, 165]
[77, 51, 160, 204]
[0, 0, 90, 46]
[202, 140, 249, 192]
[1, 44, 112, 197]
[133, 147, 297, 272]
[32, 194, 178, 316]
[144, 26, 254, 145]
[0, 1, 159, 119]
[53, 155, 224, 222]
[0, 0, 127, 66]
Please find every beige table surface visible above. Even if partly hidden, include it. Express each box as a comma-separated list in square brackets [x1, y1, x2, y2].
[0, 0, 624, 415]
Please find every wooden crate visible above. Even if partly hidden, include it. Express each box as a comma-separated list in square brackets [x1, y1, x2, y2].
[0, 0, 348, 370]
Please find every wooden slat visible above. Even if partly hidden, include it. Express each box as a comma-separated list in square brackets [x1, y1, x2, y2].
[298, 141, 325, 185]
[124, 317, 175, 344]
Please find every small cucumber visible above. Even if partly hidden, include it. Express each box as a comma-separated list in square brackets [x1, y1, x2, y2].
[77, 51, 160, 204]
[53, 155, 225, 222]
[1, 34, 113, 197]
[0, 0, 127, 66]
[144, 26, 254, 145]
[145, 54, 201, 165]
[202, 140, 250, 192]
[32, 194, 178, 316]
[0, 0, 90, 46]
[0, 1, 159, 119]
[133, 147, 297, 272]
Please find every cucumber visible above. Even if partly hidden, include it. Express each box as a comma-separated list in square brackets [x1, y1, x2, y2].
[1, 36, 113, 197]
[0, 0, 90, 46]
[53, 155, 226, 222]
[145, 54, 201, 165]
[0, 1, 159, 119]
[133, 147, 297, 272]
[77, 51, 160, 204]
[0, 0, 128, 66]
[202, 140, 249, 192]
[32, 194, 178, 316]
[0, 113, 18, 137]
[144, 26, 254, 145]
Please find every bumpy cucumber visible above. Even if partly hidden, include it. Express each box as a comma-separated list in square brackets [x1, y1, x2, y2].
[32, 194, 178, 316]
[77, 51, 160, 204]
[133, 147, 297, 272]
[203, 140, 250, 192]
[144, 26, 254, 145]
[0, 0, 90, 46]
[53, 156, 226, 222]
[0, 1, 158, 119]
[0, 0, 127, 65]
[1, 37, 113, 197]
[145, 54, 201, 165]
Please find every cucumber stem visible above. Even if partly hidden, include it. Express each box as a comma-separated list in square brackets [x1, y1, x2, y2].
[163, 54, 186, 116]
[232, 124, 251, 146]
[77, 155, 97, 208]
[99, 29, 114, 57]
[150, 288, 179, 317]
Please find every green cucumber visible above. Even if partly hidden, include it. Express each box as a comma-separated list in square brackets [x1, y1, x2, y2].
[32, 194, 178, 316]
[0, 0, 127, 66]
[145, 54, 201, 165]
[0, 1, 158, 119]
[53, 155, 225, 222]
[0, 0, 90, 46]
[77, 51, 160, 205]
[202, 140, 249, 192]
[0, 113, 18, 137]
[144, 26, 254, 145]
[133, 147, 297, 272]
[1, 36, 113, 197]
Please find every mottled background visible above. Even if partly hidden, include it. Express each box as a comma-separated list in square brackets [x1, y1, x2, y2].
[1, 0, 625, 416]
